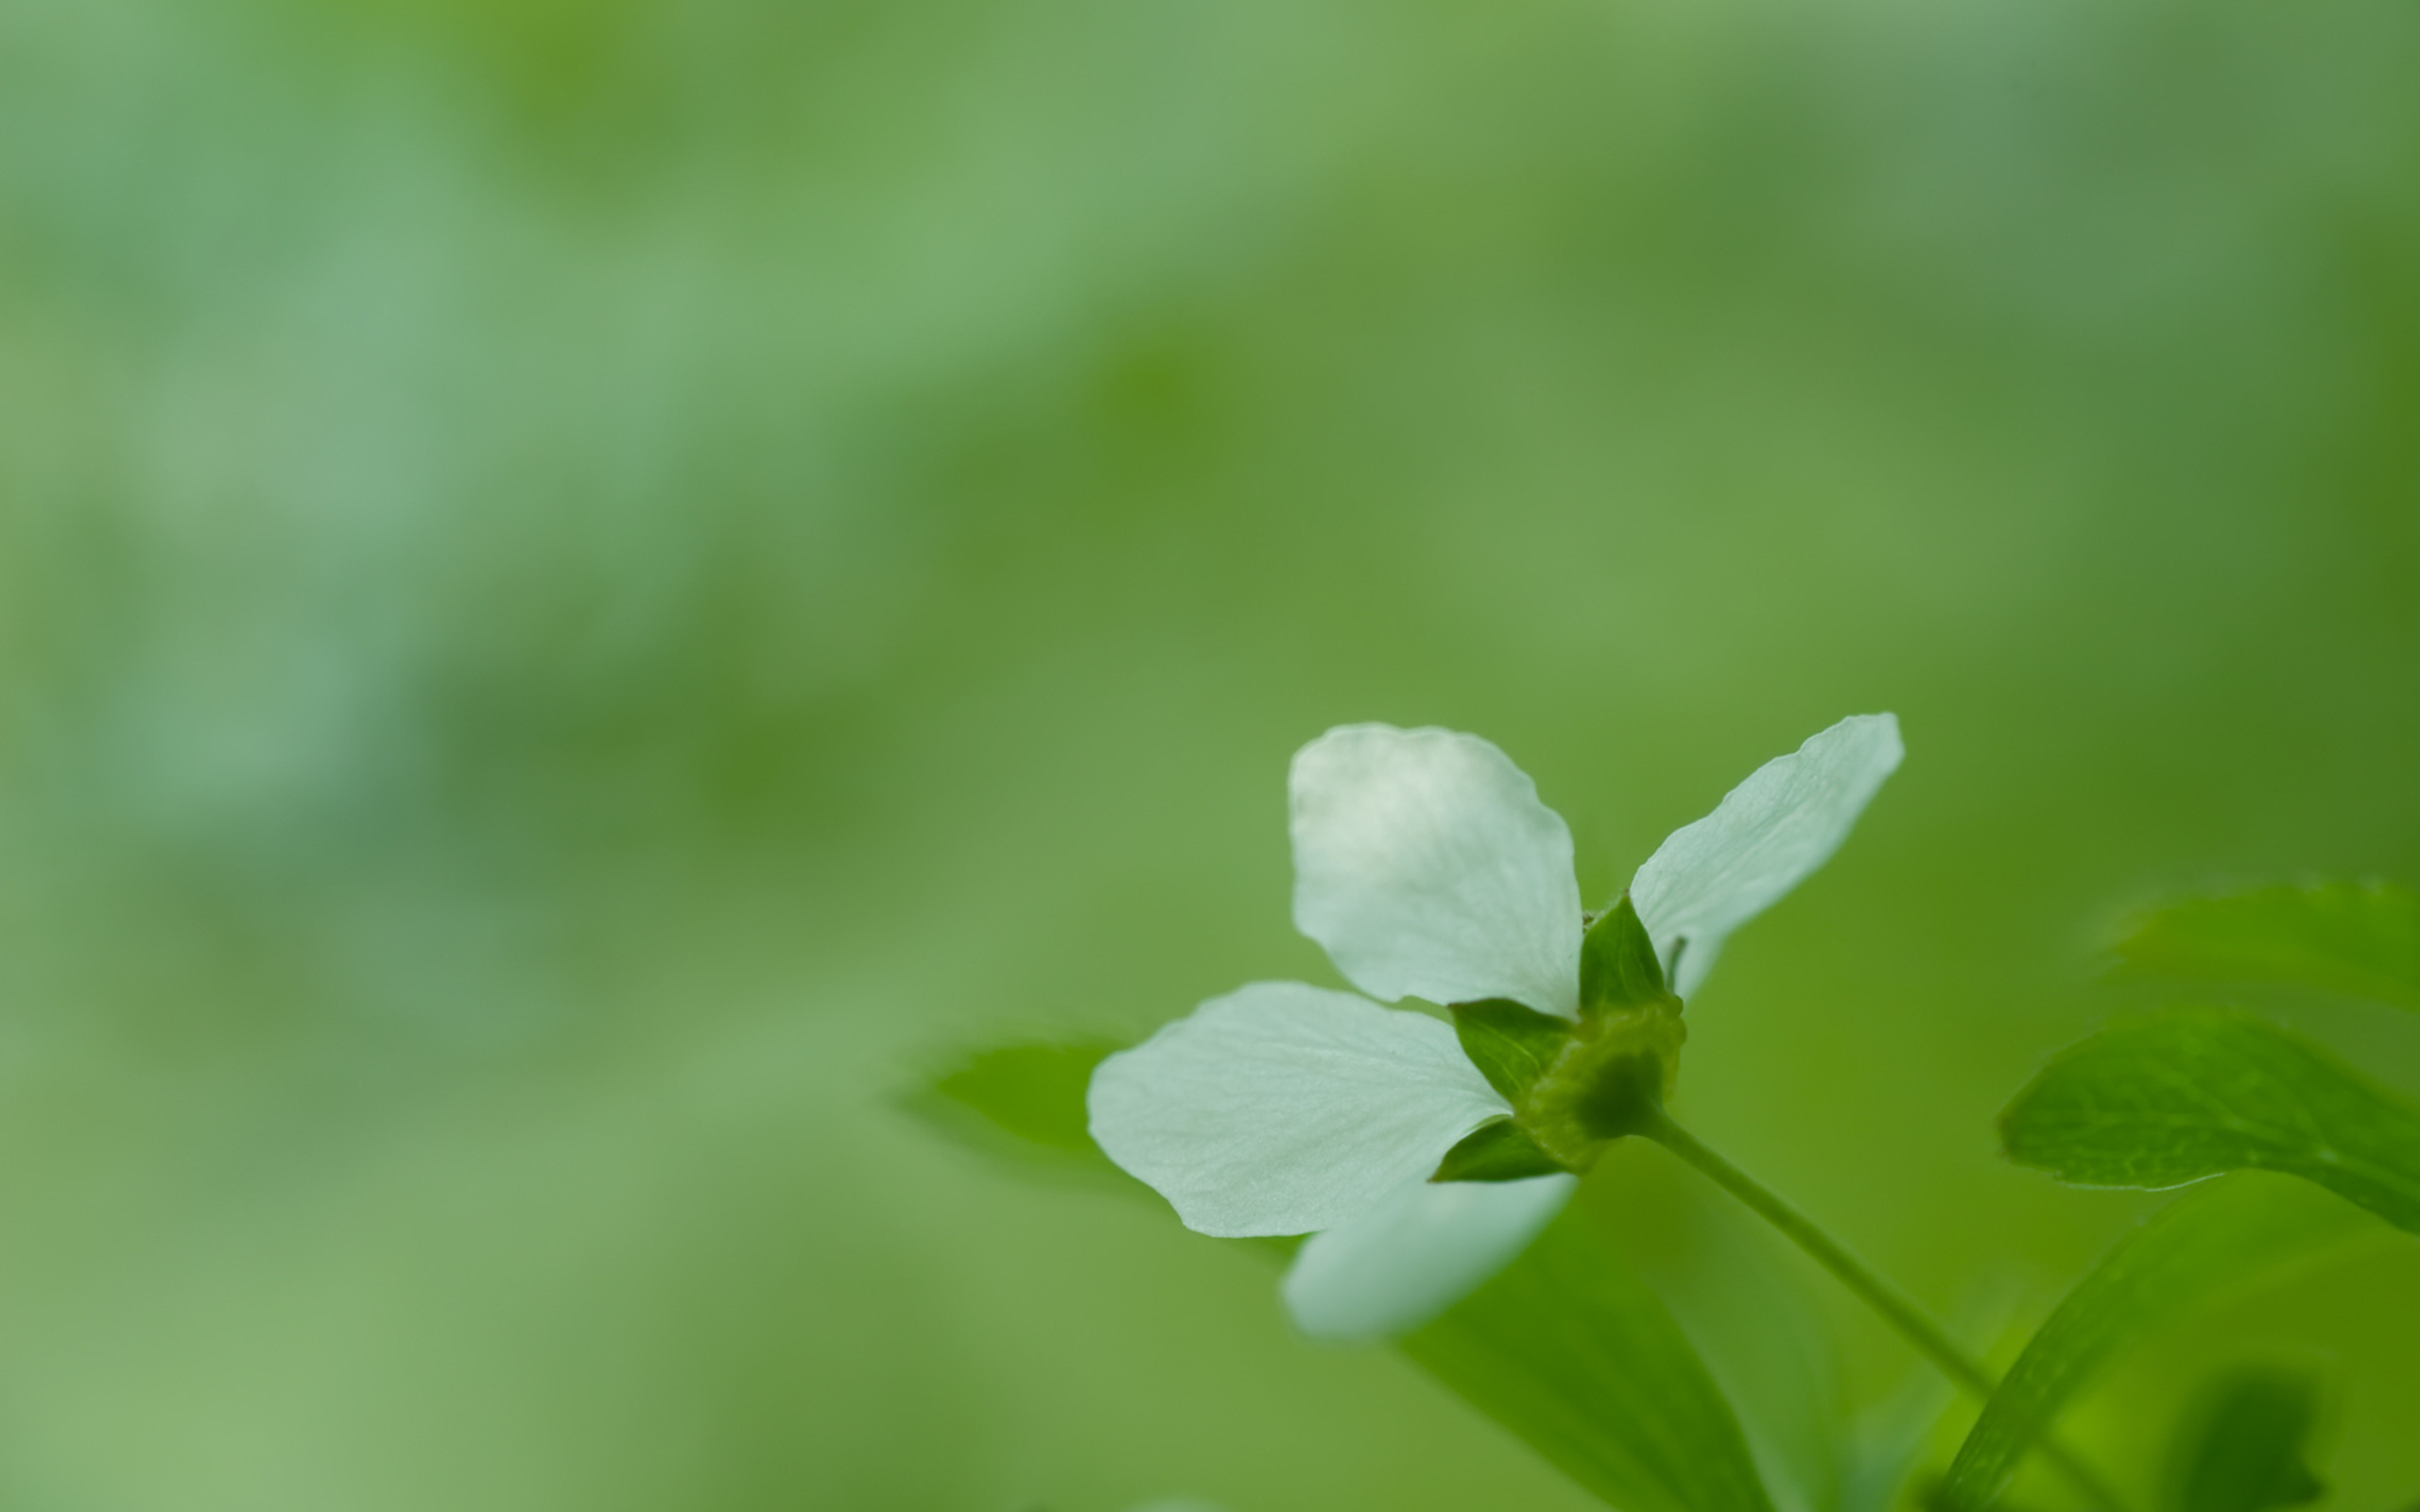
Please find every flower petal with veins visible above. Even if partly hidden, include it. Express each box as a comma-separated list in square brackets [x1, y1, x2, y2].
[1631, 713, 1904, 996]
[1291, 725, 1583, 1018]
[1088, 982, 1509, 1238]
[1282, 1171, 1578, 1341]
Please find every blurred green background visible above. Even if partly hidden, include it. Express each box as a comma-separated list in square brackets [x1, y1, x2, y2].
[4, 0, 2419, 1506]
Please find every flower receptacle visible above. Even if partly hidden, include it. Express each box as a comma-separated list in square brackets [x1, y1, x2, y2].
[1521, 1002, 1685, 1167]
[1440, 990, 1686, 1181]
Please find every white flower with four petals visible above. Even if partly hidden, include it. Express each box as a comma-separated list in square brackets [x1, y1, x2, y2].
[1088, 714, 1904, 1341]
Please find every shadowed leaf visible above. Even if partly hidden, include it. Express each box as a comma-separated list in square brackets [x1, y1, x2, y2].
[2164, 1364, 2325, 1512]
[1404, 1197, 1777, 1512]
[1936, 1177, 2374, 1511]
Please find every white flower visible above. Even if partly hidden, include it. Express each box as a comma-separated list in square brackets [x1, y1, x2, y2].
[1088, 714, 1903, 1342]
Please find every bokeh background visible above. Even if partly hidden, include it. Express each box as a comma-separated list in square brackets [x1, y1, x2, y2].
[4, 0, 2419, 1506]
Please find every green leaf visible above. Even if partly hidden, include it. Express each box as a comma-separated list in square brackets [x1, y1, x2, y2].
[1432, 1116, 1572, 1182]
[2115, 882, 2420, 1010]
[1451, 997, 1576, 1105]
[1402, 1195, 1777, 1512]
[1633, 1187, 1852, 1512]
[2001, 1008, 2420, 1233]
[1581, 895, 1680, 1015]
[901, 1036, 1135, 1181]
[2163, 1365, 2325, 1512]
[1936, 1177, 2375, 1512]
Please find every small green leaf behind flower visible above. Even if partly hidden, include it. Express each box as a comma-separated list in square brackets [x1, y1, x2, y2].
[902, 1036, 1137, 1184]
[2114, 882, 2420, 1010]
[2000, 1008, 2420, 1235]
[2162, 1364, 2326, 1512]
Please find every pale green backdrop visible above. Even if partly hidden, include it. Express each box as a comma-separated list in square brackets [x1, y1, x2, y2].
[3, 0, 2418, 1506]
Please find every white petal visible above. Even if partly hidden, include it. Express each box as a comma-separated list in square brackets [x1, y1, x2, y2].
[1630, 713, 1904, 997]
[1086, 982, 1508, 1238]
[1290, 725, 1583, 1018]
[1281, 1172, 1577, 1342]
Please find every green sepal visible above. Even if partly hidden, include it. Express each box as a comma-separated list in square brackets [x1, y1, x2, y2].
[1451, 998, 1577, 1106]
[1582, 895, 1681, 1016]
[1433, 1116, 1575, 1183]
[2164, 1365, 2325, 1512]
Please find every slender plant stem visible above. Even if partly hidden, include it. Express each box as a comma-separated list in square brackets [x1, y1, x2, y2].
[1640, 1108, 2129, 1512]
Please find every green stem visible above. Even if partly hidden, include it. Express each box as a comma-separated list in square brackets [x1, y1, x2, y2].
[1640, 1109, 2129, 1512]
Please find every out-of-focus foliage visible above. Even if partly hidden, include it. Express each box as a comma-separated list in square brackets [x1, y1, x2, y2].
[1937, 1178, 2376, 1512]
[909, 1038, 1131, 1177]
[7, 0, 2420, 1504]
[2115, 884, 2420, 1010]
[2002, 1009, 2420, 1230]
[2161, 1364, 2325, 1512]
